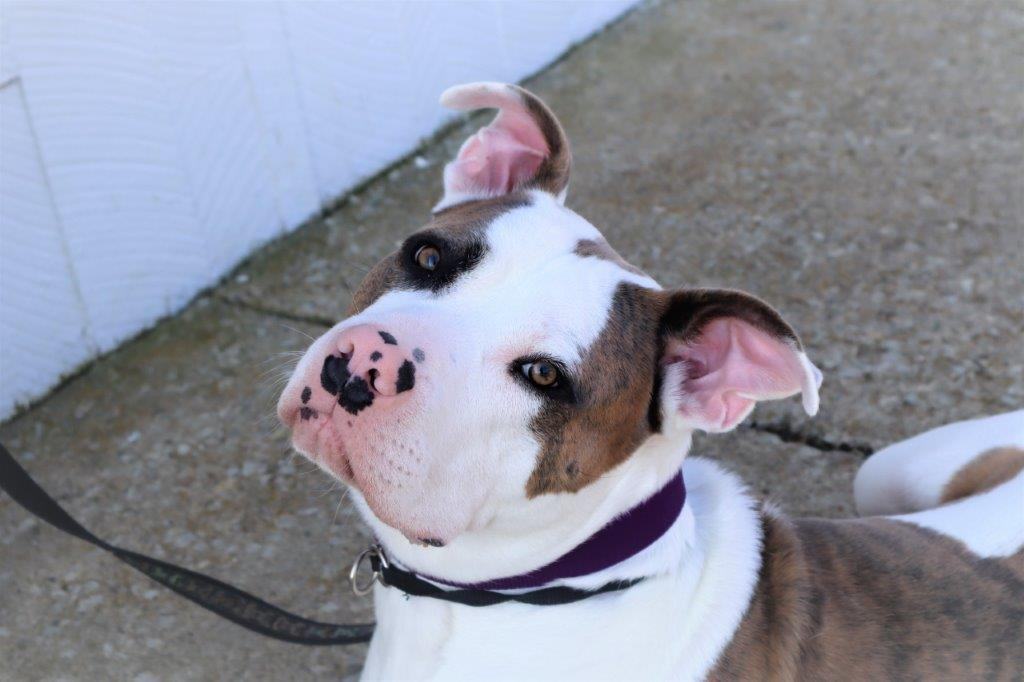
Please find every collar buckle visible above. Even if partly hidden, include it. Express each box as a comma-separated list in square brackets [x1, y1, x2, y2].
[349, 544, 389, 596]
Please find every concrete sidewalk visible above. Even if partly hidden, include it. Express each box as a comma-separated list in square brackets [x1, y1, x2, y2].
[2, 0, 1021, 679]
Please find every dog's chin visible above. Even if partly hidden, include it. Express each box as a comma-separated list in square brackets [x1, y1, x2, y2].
[299, 451, 454, 549]
[291, 421, 356, 482]
[353, 483, 456, 549]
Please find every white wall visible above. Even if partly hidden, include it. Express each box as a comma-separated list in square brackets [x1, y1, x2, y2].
[0, 0, 636, 419]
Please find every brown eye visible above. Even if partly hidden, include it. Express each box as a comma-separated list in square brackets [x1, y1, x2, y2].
[525, 360, 559, 387]
[415, 245, 441, 271]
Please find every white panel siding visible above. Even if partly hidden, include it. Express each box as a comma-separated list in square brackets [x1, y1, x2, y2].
[0, 80, 93, 410]
[5, 2, 211, 353]
[0, 0, 636, 419]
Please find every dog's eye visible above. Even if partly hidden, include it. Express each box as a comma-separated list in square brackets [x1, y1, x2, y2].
[415, 245, 441, 271]
[523, 360, 559, 388]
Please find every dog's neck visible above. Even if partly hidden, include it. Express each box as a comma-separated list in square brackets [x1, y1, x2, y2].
[355, 432, 695, 588]
[427, 470, 685, 590]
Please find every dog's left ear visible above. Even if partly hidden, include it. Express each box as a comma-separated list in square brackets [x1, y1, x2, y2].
[434, 82, 571, 212]
[656, 289, 822, 433]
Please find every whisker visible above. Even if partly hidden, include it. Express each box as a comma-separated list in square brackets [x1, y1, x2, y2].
[281, 325, 318, 342]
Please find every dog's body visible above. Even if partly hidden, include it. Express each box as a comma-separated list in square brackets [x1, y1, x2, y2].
[277, 83, 1024, 680]
[363, 412, 1024, 681]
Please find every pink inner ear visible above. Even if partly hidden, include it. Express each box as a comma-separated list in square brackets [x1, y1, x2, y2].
[669, 318, 810, 432]
[445, 108, 548, 198]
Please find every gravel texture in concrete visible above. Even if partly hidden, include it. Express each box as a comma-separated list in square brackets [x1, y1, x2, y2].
[2, 0, 1021, 679]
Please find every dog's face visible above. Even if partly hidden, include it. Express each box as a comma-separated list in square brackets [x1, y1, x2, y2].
[278, 83, 821, 551]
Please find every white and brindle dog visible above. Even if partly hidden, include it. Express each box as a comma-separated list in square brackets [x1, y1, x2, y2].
[278, 83, 1024, 680]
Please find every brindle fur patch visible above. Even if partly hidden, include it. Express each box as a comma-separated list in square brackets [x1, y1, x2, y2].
[574, 239, 648, 277]
[710, 511, 1024, 681]
[347, 194, 529, 316]
[526, 286, 809, 495]
[941, 446, 1024, 505]
[526, 283, 663, 497]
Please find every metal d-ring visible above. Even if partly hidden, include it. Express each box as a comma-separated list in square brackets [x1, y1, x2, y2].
[349, 544, 388, 596]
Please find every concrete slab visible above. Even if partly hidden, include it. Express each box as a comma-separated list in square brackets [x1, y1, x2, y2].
[2, 0, 1021, 678]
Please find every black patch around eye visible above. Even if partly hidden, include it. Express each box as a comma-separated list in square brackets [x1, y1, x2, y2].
[400, 234, 486, 292]
[370, 351, 382, 362]
[510, 356, 577, 404]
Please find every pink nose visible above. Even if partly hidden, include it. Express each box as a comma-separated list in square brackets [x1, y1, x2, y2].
[279, 324, 425, 428]
[326, 324, 420, 408]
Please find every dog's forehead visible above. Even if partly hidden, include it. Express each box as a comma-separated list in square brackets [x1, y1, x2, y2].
[484, 193, 601, 256]
[456, 193, 658, 355]
[349, 192, 658, 357]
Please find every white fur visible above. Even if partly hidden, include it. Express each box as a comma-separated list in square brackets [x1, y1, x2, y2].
[854, 410, 1024, 516]
[895, 467, 1024, 557]
[361, 456, 763, 681]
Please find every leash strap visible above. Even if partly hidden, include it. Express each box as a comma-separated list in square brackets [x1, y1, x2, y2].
[0, 441, 374, 646]
[1, 441, 647, 643]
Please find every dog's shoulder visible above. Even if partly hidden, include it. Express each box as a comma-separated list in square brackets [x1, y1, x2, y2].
[710, 506, 1024, 681]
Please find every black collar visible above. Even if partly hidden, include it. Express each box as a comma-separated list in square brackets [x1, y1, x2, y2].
[368, 547, 645, 606]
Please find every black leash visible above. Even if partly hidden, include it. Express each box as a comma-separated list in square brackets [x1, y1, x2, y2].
[0, 441, 373, 645]
[0, 442, 645, 645]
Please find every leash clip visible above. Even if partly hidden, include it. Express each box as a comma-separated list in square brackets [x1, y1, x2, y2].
[349, 544, 388, 596]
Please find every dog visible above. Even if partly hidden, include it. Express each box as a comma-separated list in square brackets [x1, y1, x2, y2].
[277, 82, 1024, 680]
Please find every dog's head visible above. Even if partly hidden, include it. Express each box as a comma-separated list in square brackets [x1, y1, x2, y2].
[278, 83, 820, 573]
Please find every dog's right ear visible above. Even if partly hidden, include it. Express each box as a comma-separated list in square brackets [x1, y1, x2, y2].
[434, 82, 571, 212]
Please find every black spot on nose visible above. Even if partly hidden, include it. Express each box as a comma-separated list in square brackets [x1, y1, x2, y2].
[370, 351, 382, 362]
[300, 387, 311, 404]
[340, 376, 374, 415]
[378, 331, 398, 345]
[320, 355, 351, 395]
[299, 407, 318, 421]
[412, 348, 425, 362]
[395, 360, 416, 393]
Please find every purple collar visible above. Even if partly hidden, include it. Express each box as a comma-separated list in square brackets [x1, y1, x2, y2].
[424, 471, 685, 591]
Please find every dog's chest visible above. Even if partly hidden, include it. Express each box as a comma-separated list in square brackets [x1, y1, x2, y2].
[359, 459, 768, 681]
[364, 575, 694, 680]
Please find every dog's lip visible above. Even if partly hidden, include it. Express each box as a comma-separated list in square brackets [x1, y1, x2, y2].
[291, 405, 358, 481]
[411, 537, 446, 548]
[291, 409, 454, 545]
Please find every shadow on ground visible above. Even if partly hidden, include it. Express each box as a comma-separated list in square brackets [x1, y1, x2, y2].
[2, 0, 1021, 679]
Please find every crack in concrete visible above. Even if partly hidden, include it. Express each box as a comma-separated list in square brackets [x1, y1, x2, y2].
[747, 420, 875, 457]
[214, 293, 336, 329]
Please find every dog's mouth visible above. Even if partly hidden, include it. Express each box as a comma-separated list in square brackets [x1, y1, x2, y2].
[289, 415, 454, 548]
[290, 412, 355, 481]
[410, 537, 447, 548]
